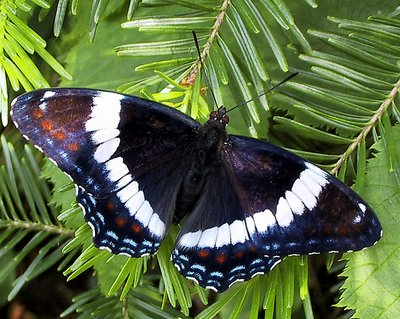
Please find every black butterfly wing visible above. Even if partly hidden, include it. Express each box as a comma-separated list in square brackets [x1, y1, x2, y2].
[172, 133, 382, 292]
[222, 135, 382, 256]
[11, 88, 200, 256]
[172, 160, 282, 292]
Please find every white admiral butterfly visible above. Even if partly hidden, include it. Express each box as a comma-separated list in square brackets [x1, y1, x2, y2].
[11, 88, 382, 292]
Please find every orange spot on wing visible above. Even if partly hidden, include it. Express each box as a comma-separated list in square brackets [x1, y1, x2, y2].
[235, 250, 244, 258]
[116, 216, 127, 227]
[198, 250, 210, 258]
[249, 245, 258, 253]
[68, 142, 80, 151]
[54, 132, 67, 141]
[107, 202, 116, 211]
[41, 120, 53, 131]
[33, 109, 43, 119]
[51, 131, 67, 140]
[215, 253, 227, 264]
[132, 224, 142, 233]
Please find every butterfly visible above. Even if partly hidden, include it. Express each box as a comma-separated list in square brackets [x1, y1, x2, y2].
[11, 88, 382, 292]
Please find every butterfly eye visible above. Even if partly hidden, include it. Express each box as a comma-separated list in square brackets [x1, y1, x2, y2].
[221, 115, 229, 125]
[210, 110, 218, 120]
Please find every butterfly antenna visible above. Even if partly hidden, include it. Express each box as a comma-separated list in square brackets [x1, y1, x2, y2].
[192, 31, 219, 111]
[225, 72, 298, 114]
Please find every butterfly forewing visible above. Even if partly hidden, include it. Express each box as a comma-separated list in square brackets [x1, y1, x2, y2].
[11, 88, 200, 256]
[222, 135, 382, 256]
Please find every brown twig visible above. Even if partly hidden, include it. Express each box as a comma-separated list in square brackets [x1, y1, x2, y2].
[187, 0, 230, 84]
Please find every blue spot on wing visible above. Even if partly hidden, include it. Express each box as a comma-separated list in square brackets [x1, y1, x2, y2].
[77, 187, 162, 257]
[171, 243, 281, 292]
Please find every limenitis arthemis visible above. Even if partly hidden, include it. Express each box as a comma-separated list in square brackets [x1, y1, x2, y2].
[11, 88, 382, 292]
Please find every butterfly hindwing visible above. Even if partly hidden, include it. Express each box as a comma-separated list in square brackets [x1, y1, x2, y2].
[11, 88, 200, 256]
[172, 161, 282, 292]
[222, 135, 382, 256]
[77, 148, 191, 256]
[77, 187, 163, 256]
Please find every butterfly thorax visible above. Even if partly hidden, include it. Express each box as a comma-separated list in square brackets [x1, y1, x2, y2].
[173, 115, 228, 223]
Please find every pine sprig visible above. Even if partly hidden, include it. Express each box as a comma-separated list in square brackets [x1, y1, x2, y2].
[0, 0, 71, 126]
[0, 136, 75, 300]
[115, 0, 311, 138]
[272, 14, 400, 179]
[331, 77, 400, 175]
[61, 286, 191, 319]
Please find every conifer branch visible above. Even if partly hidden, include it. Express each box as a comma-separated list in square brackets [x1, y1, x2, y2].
[187, 0, 230, 84]
[331, 78, 400, 176]
[3, 220, 75, 236]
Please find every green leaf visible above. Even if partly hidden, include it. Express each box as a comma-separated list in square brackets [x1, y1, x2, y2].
[116, 36, 200, 56]
[54, 0, 69, 37]
[122, 16, 215, 32]
[195, 284, 247, 319]
[59, 14, 147, 89]
[0, 2, 71, 125]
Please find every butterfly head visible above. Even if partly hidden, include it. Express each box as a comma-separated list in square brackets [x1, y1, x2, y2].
[209, 107, 229, 126]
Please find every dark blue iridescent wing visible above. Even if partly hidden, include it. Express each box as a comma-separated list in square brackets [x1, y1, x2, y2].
[11, 88, 200, 256]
